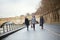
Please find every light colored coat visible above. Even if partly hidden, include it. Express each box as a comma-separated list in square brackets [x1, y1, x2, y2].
[31, 17, 36, 24]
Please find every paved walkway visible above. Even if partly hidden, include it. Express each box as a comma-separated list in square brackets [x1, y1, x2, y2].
[44, 24, 60, 35]
[1, 24, 60, 40]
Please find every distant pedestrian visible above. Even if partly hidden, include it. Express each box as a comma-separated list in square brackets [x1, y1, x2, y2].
[25, 17, 29, 31]
[31, 15, 36, 31]
[40, 16, 44, 29]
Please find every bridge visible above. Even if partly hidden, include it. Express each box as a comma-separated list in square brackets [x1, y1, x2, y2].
[0, 0, 60, 40]
[0, 23, 60, 40]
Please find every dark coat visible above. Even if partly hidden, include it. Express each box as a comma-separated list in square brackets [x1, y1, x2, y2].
[25, 18, 29, 26]
[40, 16, 44, 26]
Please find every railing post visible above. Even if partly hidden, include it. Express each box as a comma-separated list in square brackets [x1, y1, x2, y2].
[9, 24, 11, 31]
[3, 25, 5, 33]
[6, 24, 9, 32]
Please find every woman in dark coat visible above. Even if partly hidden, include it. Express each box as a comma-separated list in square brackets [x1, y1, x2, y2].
[25, 17, 29, 31]
[40, 16, 44, 29]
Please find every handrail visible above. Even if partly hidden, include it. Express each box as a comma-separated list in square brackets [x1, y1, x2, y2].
[0, 22, 23, 34]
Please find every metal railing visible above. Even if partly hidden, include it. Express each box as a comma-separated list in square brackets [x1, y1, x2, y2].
[0, 22, 24, 34]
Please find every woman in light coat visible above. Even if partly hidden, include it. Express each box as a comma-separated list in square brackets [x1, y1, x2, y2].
[31, 15, 36, 31]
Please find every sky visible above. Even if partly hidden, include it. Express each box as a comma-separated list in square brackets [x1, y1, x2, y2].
[0, 0, 41, 18]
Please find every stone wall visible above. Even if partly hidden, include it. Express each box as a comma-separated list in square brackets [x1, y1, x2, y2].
[43, 9, 60, 24]
[35, 0, 60, 24]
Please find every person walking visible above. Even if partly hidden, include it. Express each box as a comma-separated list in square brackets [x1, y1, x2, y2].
[25, 17, 29, 31]
[31, 15, 36, 31]
[40, 16, 44, 29]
